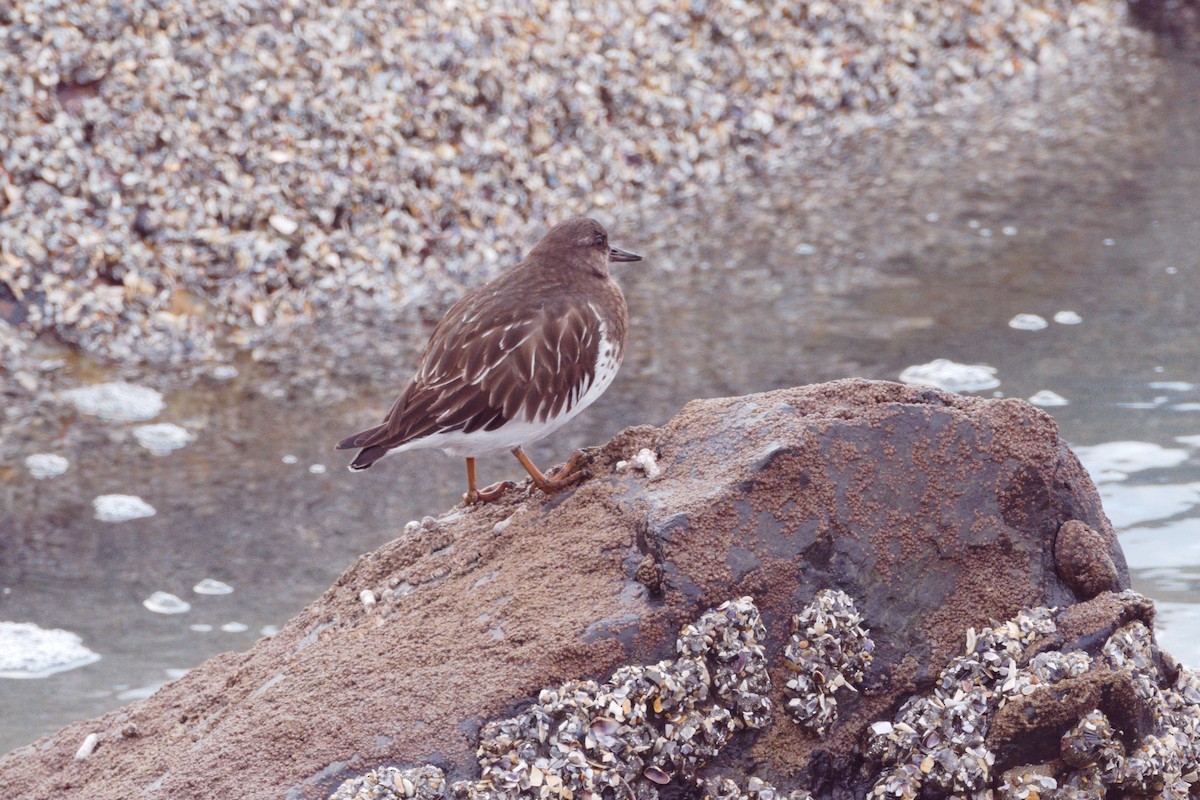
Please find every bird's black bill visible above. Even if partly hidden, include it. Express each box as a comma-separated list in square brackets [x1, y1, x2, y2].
[608, 246, 643, 262]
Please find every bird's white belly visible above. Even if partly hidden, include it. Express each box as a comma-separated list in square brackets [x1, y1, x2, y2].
[398, 333, 622, 458]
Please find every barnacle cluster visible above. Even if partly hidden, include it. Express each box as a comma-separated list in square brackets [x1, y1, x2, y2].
[1059, 710, 1123, 783]
[452, 597, 770, 799]
[333, 590, 1200, 800]
[677, 596, 773, 731]
[699, 775, 813, 800]
[866, 606, 1058, 796]
[782, 588, 874, 735]
[331, 765, 446, 800]
[0, 0, 1138, 367]
[997, 768, 1058, 800]
[1102, 622, 1200, 798]
[866, 592, 1200, 798]
[332, 597, 772, 800]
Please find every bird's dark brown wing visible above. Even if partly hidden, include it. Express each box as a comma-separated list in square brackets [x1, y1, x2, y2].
[344, 294, 604, 452]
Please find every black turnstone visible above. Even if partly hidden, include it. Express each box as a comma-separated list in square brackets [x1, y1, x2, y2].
[336, 217, 643, 504]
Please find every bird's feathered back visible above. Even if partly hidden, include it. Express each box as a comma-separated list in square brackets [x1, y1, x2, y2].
[336, 220, 629, 466]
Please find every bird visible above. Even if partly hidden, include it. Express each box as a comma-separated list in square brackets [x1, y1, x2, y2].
[336, 217, 643, 505]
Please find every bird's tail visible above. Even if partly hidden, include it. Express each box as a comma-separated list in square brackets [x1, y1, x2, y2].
[347, 445, 389, 471]
[336, 425, 390, 471]
[335, 426, 380, 451]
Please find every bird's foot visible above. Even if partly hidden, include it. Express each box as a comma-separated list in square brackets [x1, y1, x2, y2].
[465, 480, 517, 505]
[538, 450, 591, 493]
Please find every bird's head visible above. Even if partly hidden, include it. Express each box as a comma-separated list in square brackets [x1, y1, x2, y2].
[530, 217, 642, 277]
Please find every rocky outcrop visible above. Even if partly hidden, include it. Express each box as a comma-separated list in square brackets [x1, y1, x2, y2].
[1, 380, 1193, 800]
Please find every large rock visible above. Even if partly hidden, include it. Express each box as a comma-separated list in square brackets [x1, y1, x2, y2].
[2, 380, 1194, 800]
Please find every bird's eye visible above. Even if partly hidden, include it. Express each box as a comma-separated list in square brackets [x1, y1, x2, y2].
[593, 233, 605, 246]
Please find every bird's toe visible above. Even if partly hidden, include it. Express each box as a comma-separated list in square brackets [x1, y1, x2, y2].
[547, 449, 589, 479]
[474, 480, 516, 504]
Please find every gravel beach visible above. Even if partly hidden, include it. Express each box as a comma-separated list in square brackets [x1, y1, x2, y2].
[0, 0, 1152, 372]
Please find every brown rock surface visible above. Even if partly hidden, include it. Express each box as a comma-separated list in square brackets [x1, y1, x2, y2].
[0, 380, 1140, 798]
[1055, 519, 1122, 600]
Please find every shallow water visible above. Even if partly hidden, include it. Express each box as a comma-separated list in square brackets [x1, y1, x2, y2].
[3, 51, 1200, 758]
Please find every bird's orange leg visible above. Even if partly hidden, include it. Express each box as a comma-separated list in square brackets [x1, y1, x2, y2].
[511, 447, 590, 495]
[464, 458, 514, 505]
[464, 458, 480, 505]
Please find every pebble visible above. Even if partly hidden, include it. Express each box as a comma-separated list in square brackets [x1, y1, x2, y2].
[898, 359, 1001, 393]
[73, 733, 99, 761]
[62, 383, 164, 422]
[1028, 390, 1069, 407]
[133, 423, 194, 455]
[142, 591, 190, 614]
[1008, 314, 1048, 331]
[633, 448, 662, 479]
[24, 453, 69, 479]
[0, 621, 100, 678]
[14, 371, 38, 392]
[93, 494, 156, 522]
[192, 579, 233, 595]
[268, 214, 299, 236]
[0, 0, 1136, 366]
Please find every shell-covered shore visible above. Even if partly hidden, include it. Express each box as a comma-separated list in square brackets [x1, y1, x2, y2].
[0, 0, 1146, 367]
